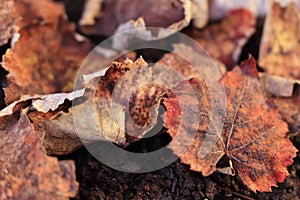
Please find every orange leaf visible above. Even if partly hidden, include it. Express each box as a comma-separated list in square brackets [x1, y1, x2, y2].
[163, 56, 298, 192]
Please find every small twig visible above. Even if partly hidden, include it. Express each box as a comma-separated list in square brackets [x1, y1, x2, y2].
[215, 185, 255, 200]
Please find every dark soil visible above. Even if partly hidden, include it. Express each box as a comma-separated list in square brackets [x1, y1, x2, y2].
[61, 134, 299, 200]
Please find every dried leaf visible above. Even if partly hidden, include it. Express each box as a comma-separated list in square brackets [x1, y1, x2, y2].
[163, 56, 298, 192]
[90, 58, 166, 143]
[0, 88, 85, 155]
[28, 110, 83, 155]
[2, 0, 94, 104]
[259, 2, 300, 79]
[0, 112, 78, 199]
[78, 0, 185, 36]
[0, 0, 14, 46]
[183, 9, 256, 69]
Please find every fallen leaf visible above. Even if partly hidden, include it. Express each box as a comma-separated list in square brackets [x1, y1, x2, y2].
[163, 56, 298, 192]
[0, 112, 78, 199]
[259, 2, 300, 79]
[0, 0, 14, 46]
[0, 88, 85, 155]
[183, 8, 256, 69]
[2, 0, 94, 104]
[77, 0, 185, 36]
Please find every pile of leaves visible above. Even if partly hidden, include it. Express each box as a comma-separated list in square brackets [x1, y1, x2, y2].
[0, 0, 299, 199]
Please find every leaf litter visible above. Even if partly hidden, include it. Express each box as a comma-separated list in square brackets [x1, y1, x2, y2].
[0, 0, 299, 198]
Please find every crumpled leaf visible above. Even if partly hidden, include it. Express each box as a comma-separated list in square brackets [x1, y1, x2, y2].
[163, 56, 298, 192]
[0, 87, 85, 155]
[259, 2, 300, 80]
[183, 8, 256, 69]
[77, 0, 196, 36]
[2, 0, 94, 104]
[0, 112, 78, 199]
[0, 0, 15, 46]
[82, 57, 167, 144]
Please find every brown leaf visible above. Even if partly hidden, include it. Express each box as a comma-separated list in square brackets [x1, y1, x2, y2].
[0, 0, 14, 46]
[78, 0, 184, 36]
[163, 56, 298, 192]
[91, 58, 167, 143]
[183, 8, 256, 69]
[2, 0, 94, 104]
[259, 2, 300, 79]
[0, 112, 78, 199]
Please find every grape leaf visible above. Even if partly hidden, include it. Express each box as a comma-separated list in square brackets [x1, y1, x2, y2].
[163, 56, 298, 192]
[0, 112, 78, 199]
[259, 2, 300, 80]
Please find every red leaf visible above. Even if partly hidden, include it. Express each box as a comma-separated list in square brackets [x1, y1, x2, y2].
[163, 56, 298, 192]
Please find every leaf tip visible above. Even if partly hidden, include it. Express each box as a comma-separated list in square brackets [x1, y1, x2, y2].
[239, 55, 259, 78]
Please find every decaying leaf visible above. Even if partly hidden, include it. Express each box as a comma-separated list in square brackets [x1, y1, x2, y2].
[2, 0, 94, 104]
[78, 0, 184, 36]
[0, 112, 78, 199]
[86, 57, 167, 144]
[163, 56, 298, 192]
[183, 8, 256, 69]
[0, 0, 14, 46]
[0, 88, 85, 155]
[259, 2, 300, 80]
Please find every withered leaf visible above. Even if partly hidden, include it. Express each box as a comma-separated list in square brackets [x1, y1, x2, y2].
[2, 0, 94, 104]
[0, 112, 78, 199]
[0, 0, 14, 46]
[259, 2, 300, 79]
[87, 57, 167, 144]
[183, 8, 256, 69]
[163, 56, 298, 192]
[0, 88, 85, 155]
[78, 0, 184, 36]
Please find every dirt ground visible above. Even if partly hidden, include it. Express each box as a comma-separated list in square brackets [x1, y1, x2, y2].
[60, 133, 299, 200]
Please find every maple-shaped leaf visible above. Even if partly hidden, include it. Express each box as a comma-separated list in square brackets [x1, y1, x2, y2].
[163, 56, 298, 192]
[259, 2, 300, 80]
[0, 112, 78, 199]
[183, 8, 255, 69]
